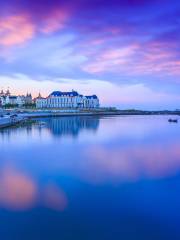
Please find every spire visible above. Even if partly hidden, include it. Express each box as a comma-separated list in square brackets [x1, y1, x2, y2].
[6, 87, 10, 96]
[0, 89, 4, 96]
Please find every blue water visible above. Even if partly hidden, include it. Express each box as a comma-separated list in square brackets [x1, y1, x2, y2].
[0, 115, 180, 240]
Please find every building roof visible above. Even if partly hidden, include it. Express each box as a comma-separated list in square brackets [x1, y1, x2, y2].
[50, 91, 79, 97]
[92, 95, 98, 99]
[9, 96, 17, 99]
[86, 95, 98, 99]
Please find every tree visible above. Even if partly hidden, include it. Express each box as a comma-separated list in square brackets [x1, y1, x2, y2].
[3, 104, 18, 109]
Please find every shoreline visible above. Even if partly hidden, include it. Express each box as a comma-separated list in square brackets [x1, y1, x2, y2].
[14, 109, 180, 118]
[0, 116, 26, 129]
[22, 112, 180, 119]
[0, 109, 179, 129]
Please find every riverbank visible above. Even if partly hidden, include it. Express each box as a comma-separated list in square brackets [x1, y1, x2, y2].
[0, 115, 26, 129]
[0, 108, 179, 129]
[13, 108, 180, 118]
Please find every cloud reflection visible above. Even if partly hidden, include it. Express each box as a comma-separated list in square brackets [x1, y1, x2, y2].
[0, 168, 36, 210]
[0, 168, 68, 211]
[0, 116, 180, 211]
[82, 143, 180, 183]
[43, 184, 68, 211]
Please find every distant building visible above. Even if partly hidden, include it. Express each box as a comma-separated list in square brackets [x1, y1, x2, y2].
[36, 90, 100, 109]
[25, 93, 32, 104]
[0, 89, 32, 107]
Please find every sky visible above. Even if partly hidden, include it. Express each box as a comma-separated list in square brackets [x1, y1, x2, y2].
[0, 0, 180, 110]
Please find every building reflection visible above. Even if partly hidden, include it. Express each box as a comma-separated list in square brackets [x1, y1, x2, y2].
[44, 116, 100, 137]
[0, 116, 100, 140]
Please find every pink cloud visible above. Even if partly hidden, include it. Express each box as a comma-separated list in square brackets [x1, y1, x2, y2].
[82, 35, 180, 78]
[0, 15, 36, 46]
[83, 44, 138, 73]
[0, 9, 71, 47]
[40, 9, 70, 34]
[101, 45, 138, 60]
[130, 48, 180, 77]
[129, 39, 180, 76]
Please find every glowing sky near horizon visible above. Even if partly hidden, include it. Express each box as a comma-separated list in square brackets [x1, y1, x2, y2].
[0, 0, 180, 109]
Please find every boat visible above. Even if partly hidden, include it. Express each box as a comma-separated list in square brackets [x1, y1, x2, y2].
[168, 119, 178, 123]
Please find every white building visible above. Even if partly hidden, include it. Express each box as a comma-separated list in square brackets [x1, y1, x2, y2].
[36, 91, 100, 109]
[0, 90, 32, 107]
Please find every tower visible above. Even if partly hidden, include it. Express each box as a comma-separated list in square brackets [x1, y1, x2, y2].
[0, 89, 4, 96]
[6, 88, 10, 96]
[38, 92, 42, 98]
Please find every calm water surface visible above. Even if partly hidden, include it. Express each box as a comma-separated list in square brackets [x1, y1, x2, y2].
[0, 115, 180, 240]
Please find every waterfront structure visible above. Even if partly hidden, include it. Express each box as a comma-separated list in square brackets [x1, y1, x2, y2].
[0, 89, 32, 107]
[36, 90, 100, 109]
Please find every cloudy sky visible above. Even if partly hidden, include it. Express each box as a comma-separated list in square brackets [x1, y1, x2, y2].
[0, 0, 180, 109]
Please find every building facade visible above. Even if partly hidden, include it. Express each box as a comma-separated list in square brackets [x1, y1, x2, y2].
[36, 91, 100, 109]
[0, 90, 32, 107]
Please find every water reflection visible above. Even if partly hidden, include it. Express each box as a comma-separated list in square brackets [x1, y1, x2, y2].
[0, 167, 68, 211]
[43, 184, 68, 211]
[44, 116, 100, 137]
[0, 168, 36, 210]
[81, 143, 180, 183]
[0, 116, 100, 140]
[0, 116, 180, 240]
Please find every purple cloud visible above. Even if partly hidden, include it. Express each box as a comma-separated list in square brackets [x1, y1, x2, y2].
[0, 0, 180, 108]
